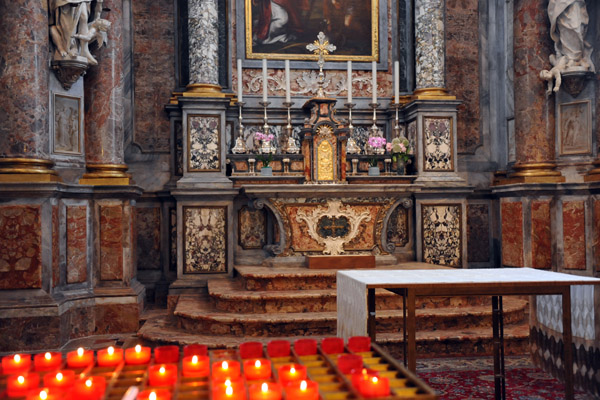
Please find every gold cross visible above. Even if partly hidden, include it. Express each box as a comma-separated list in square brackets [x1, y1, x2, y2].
[306, 32, 336, 98]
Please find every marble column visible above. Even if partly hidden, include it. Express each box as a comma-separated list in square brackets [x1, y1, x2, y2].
[413, 0, 453, 99]
[0, 0, 58, 182]
[509, 0, 563, 183]
[80, 0, 131, 185]
[184, 0, 224, 96]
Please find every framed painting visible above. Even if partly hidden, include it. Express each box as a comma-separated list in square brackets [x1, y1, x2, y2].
[53, 94, 81, 155]
[558, 100, 592, 156]
[243, 0, 380, 62]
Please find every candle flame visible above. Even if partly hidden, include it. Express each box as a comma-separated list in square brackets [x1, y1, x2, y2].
[135, 344, 142, 353]
[225, 379, 232, 387]
[255, 360, 261, 368]
[222, 361, 229, 370]
[261, 382, 269, 393]
[14, 354, 21, 363]
[372, 377, 378, 383]
[44, 352, 52, 360]
[159, 366, 166, 374]
[17, 376, 25, 384]
[107, 346, 114, 356]
[290, 367, 296, 374]
[39, 390, 48, 400]
[300, 380, 307, 391]
[226, 386, 234, 396]
[56, 372, 63, 382]
[77, 348, 84, 357]
[362, 368, 367, 375]
[149, 392, 157, 400]
[85, 379, 92, 388]
[192, 355, 198, 364]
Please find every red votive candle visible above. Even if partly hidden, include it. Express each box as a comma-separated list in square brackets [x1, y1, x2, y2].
[155, 345, 179, 364]
[284, 380, 319, 400]
[66, 348, 94, 369]
[212, 379, 246, 400]
[240, 342, 264, 359]
[348, 336, 371, 353]
[125, 345, 152, 365]
[294, 339, 317, 356]
[351, 368, 379, 390]
[183, 344, 208, 357]
[137, 389, 172, 400]
[212, 360, 241, 382]
[267, 341, 290, 358]
[25, 388, 61, 400]
[182, 355, 210, 377]
[337, 354, 363, 374]
[358, 376, 390, 398]
[33, 352, 62, 372]
[43, 370, 75, 390]
[2, 354, 32, 374]
[73, 376, 106, 400]
[243, 358, 272, 380]
[277, 364, 307, 385]
[148, 364, 177, 387]
[321, 338, 344, 354]
[249, 382, 282, 400]
[97, 346, 123, 367]
[7, 373, 39, 398]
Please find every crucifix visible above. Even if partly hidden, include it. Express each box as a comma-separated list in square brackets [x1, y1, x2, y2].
[306, 32, 336, 98]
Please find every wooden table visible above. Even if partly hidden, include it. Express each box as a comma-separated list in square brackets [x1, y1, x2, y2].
[336, 268, 600, 400]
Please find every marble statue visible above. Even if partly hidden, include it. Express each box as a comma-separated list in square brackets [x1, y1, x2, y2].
[541, 0, 595, 95]
[73, 18, 111, 65]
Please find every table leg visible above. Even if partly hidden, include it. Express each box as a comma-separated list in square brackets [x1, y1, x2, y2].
[406, 289, 416, 372]
[367, 288, 376, 341]
[562, 287, 573, 400]
[492, 295, 506, 400]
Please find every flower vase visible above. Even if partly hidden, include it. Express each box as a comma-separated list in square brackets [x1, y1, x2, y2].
[261, 167, 273, 176]
[368, 166, 380, 176]
[396, 159, 406, 175]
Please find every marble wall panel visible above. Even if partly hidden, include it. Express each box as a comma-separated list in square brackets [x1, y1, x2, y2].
[132, 0, 175, 152]
[0, 206, 42, 289]
[135, 207, 161, 270]
[238, 207, 266, 249]
[99, 205, 124, 281]
[501, 201, 523, 267]
[66, 206, 87, 284]
[422, 205, 461, 267]
[170, 208, 177, 272]
[94, 303, 139, 334]
[0, 316, 60, 352]
[446, 0, 481, 154]
[563, 201, 586, 270]
[423, 117, 453, 171]
[467, 204, 490, 263]
[175, 120, 183, 176]
[188, 115, 221, 171]
[52, 205, 59, 288]
[387, 206, 409, 248]
[183, 207, 227, 273]
[531, 200, 552, 269]
[594, 200, 600, 272]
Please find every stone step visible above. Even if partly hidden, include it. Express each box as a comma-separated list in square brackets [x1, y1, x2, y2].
[138, 313, 529, 358]
[173, 295, 527, 337]
[209, 278, 493, 313]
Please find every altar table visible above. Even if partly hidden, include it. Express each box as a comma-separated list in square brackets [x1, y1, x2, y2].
[336, 268, 600, 400]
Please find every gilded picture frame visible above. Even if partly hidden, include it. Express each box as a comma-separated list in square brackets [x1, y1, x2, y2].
[244, 0, 379, 62]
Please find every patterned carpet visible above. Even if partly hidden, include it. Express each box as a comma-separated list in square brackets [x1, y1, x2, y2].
[416, 356, 594, 399]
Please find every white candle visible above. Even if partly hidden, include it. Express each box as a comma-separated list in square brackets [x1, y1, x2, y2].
[262, 59, 268, 102]
[394, 61, 399, 104]
[372, 61, 377, 104]
[285, 60, 291, 103]
[347, 61, 352, 104]
[237, 59, 243, 103]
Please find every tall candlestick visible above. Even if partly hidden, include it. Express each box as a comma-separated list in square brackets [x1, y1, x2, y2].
[371, 61, 377, 104]
[285, 60, 291, 103]
[238, 59, 243, 103]
[262, 59, 268, 102]
[394, 61, 399, 104]
[347, 61, 352, 104]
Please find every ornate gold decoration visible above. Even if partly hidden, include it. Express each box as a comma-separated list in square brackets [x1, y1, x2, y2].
[412, 87, 456, 100]
[79, 163, 132, 185]
[307, 32, 336, 98]
[494, 162, 565, 185]
[183, 83, 226, 98]
[295, 201, 371, 255]
[169, 91, 184, 104]
[317, 140, 334, 181]
[0, 158, 60, 183]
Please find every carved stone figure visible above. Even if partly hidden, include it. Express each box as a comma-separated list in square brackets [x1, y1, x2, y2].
[73, 18, 111, 65]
